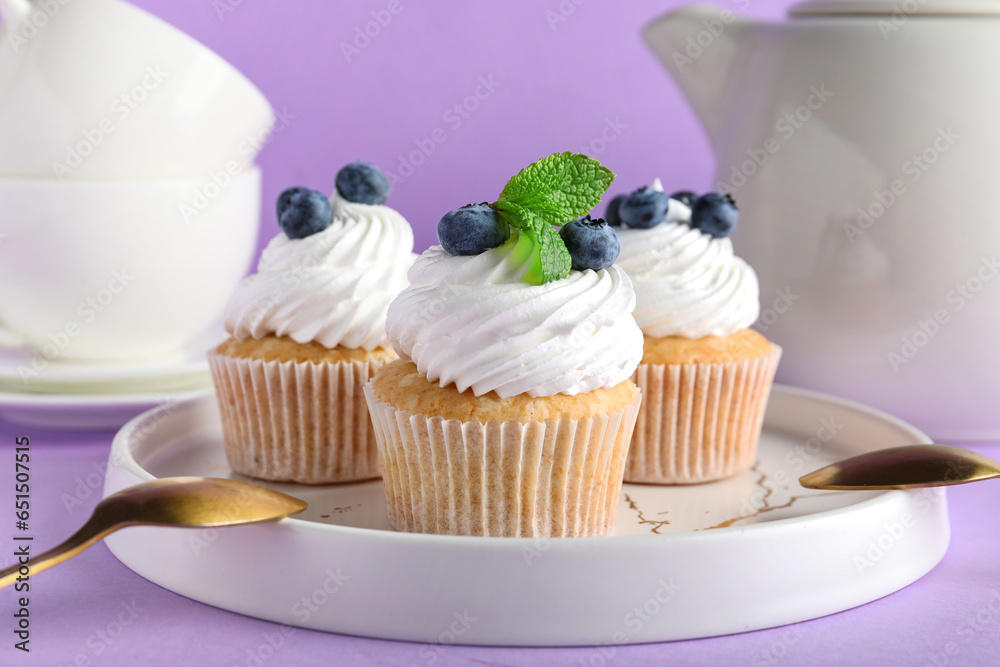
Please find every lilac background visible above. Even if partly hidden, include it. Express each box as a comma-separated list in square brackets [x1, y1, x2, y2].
[127, 0, 789, 255]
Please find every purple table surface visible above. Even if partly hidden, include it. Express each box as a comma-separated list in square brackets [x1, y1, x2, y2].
[1, 415, 999, 667]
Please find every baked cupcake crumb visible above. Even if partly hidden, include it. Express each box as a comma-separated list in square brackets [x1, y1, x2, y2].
[371, 359, 637, 423]
[641, 328, 773, 365]
[216, 335, 396, 364]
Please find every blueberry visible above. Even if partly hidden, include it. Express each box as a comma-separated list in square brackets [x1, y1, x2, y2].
[335, 162, 391, 205]
[437, 203, 510, 256]
[691, 193, 739, 238]
[619, 187, 670, 229]
[605, 193, 626, 227]
[559, 215, 620, 271]
[670, 190, 697, 208]
[276, 187, 333, 239]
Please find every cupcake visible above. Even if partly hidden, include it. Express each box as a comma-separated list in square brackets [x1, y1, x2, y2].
[611, 179, 780, 484]
[364, 152, 644, 537]
[208, 162, 414, 484]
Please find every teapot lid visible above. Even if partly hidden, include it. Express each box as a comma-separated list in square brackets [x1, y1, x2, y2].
[790, 0, 1000, 16]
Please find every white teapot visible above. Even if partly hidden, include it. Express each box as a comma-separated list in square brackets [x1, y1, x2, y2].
[644, 1, 1000, 438]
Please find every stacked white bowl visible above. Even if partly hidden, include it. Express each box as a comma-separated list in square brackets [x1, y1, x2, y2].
[0, 0, 273, 371]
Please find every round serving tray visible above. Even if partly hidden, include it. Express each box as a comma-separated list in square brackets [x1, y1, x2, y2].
[103, 385, 949, 646]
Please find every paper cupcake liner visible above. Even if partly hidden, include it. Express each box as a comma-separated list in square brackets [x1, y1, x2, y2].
[208, 350, 388, 484]
[625, 347, 781, 485]
[363, 385, 642, 537]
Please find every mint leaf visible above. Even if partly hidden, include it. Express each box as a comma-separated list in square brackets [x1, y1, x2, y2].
[496, 152, 615, 227]
[494, 201, 572, 284]
[533, 220, 572, 283]
[490, 152, 614, 285]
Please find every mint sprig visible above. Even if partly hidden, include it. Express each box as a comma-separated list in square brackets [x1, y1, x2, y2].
[490, 152, 615, 284]
[492, 200, 570, 284]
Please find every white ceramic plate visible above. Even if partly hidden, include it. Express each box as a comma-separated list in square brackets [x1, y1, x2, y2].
[103, 386, 949, 646]
[0, 388, 213, 430]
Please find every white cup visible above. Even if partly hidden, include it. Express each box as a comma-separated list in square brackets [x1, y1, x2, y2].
[0, 0, 274, 179]
[0, 168, 261, 362]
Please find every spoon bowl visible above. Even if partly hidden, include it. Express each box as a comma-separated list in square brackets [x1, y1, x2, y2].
[0, 477, 306, 588]
[799, 444, 1000, 490]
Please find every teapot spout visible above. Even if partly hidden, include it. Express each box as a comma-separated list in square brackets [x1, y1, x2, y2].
[643, 4, 753, 147]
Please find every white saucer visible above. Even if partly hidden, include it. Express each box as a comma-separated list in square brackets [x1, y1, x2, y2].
[0, 388, 213, 431]
[103, 385, 950, 645]
[0, 325, 221, 395]
[0, 350, 209, 391]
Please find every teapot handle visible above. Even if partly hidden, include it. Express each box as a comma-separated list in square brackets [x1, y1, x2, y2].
[0, 0, 32, 31]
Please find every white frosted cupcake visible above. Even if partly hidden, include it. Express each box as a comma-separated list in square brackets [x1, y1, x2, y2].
[613, 179, 780, 484]
[209, 162, 414, 484]
[365, 153, 644, 537]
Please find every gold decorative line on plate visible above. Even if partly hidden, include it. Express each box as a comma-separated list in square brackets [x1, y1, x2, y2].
[705, 495, 802, 530]
[319, 505, 356, 518]
[623, 494, 671, 534]
[702, 463, 843, 530]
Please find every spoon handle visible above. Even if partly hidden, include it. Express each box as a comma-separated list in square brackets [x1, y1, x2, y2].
[0, 512, 120, 588]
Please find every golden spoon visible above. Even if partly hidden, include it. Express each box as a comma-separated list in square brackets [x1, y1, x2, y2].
[0, 477, 306, 588]
[799, 444, 1000, 490]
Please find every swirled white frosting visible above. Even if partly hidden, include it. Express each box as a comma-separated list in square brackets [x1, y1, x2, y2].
[615, 181, 759, 338]
[386, 238, 644, 398]
[224, 192, 414, 349]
